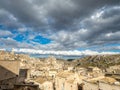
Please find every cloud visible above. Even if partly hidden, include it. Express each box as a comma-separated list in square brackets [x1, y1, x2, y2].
[0, 0, 119, 31]
[12, 48, 119, 56]
[0, 0, 120, 52]
[0, 9, 23, 29]
[0, 37, 34, 49]
[0, 30, 13, 37]
[79, 6, 120, 45]
[18, 28, 27, 33]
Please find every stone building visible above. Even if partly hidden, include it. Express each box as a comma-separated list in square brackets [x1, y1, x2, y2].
[83, 77, 120, 90]
[0, 60, 39, 90]
[0, 60, 20, 89]
[83, 80, 98, 90]
[33, 76, 53, 90]
[17, 69, 30, 83]
[55, 71, 81, 90]
[48, 69, 58, 78]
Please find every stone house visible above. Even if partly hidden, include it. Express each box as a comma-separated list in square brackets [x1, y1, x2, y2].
[55, 71, 82, 90]
[0, 60, 38, 90]
[17, 69, 30, 83]
[42, 81, 53, 90]
[99, 82, 120, 90]
[0, 60, 20, 89]
[87, 67, 102, 73]
[67, 66, 74, 71]
[55, 71, 74, 90]
[87, 67, 103, 78]
[83, 80, 98, 90]
[48, 69, 58, 78]
[83, 77, 120, 90]
[64, 79, 78, 90]
[33, 76, 53, 90]
[75, 67, 87, 76]
[106, 65, 120, 74]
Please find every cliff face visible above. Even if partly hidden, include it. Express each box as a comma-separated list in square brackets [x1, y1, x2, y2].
[75, 54, 120, 68]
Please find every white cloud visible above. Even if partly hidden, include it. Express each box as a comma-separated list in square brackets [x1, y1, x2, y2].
[0, 48, 6, 51]
[91, 10, 104, 20]
[18, 28, 27, 32]
[0, 30, 13, 37]
[105, 31, 120, 38]
[12, 48, 120, 56]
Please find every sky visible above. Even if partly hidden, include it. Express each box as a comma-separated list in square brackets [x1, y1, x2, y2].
[0, 0, 120, 56]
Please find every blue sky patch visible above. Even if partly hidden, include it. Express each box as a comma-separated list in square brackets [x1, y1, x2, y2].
[13, 34, 25, 42]
[33, 35, 51, 44]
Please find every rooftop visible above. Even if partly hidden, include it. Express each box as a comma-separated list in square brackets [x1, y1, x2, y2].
[57, 71, 74, 78]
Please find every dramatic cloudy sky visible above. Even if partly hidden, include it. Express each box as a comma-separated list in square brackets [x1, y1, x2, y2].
[0, 0, 120, 55]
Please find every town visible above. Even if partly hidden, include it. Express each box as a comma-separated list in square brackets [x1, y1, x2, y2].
[0, 50, 120, 90]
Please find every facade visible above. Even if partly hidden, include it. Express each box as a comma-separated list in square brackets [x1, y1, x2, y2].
[33, 76, 53, 90]
[43, 81, 53, 90]
[83, 77, 120, 90]
[49, 69, 58, 77]
[65, 80, 78, 90]
[0, 60, 39, 90]
[0, 60, 20, 80]
[0, 60, 20, 89]
[55, 71, 81, 90]
[0, 77, 17, 90]
[17, 69, 30, 83]
[68, 66, 74, 71]
[83, 81, 99, 90]
[99, 82, 120, 90]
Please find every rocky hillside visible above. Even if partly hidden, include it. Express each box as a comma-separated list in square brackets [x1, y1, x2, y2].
[1, 50, 120, 69]
[74, 54, 120, 68]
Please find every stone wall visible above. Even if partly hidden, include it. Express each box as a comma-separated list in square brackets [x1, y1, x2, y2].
[14, 84, 39, 90]
[64, 81, 78, 90]
[83, 81, 98, 90]
[0, 77, 17, 89]
[0, 60, 20, 81]
[99, 82, 120, 90]
[55, 77, 66, 90]
[83, 80, 120, 90]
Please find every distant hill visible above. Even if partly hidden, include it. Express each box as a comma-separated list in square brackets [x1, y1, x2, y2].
[1, 50, 120, 69]
[74, 54, 120, 69]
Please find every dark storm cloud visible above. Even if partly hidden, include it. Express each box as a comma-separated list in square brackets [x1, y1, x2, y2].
[46, 0, 120, 30]
[0, 9, 23, 29]
[0, 0, 119, 31]
[82, 6, 120, 45]
[0, 0, 45, 27]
